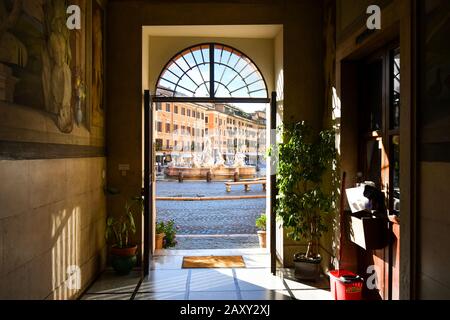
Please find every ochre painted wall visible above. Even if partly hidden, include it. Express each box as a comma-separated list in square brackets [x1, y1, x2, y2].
[0, 98, 106, 301]
[273, 29, 285, 262]
[0, 157, 106, 299]
[416, 0, 450, 299]
[336, 0, 393, 41]
[418, 162, 450, 298]
[0, 102, 107, 300]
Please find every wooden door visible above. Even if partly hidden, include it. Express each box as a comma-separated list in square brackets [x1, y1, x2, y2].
[143, 90, 155, 276]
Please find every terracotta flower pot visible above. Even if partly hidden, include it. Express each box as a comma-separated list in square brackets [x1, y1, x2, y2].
[155, 233, 165, 249]
[111, 245, 137, 257]
[257, 230, 267, 248]
[110, 245, 138, 275]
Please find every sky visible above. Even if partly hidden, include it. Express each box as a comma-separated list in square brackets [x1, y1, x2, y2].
[233, 103, 267, 114]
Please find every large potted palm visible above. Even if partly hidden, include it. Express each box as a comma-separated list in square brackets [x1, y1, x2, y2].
[276, 121, 336, 281]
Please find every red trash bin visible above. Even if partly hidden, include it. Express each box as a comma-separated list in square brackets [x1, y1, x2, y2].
[329, 270, 363, 300]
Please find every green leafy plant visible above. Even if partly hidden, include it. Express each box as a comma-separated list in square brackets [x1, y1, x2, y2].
[156, 221, 165, 235]
[106, 196, 143, 249]
[255, 214, 267, 231]
[156, 219, 179, 248]
[266, 145, 273, 158]
[276, 121, 336, 259]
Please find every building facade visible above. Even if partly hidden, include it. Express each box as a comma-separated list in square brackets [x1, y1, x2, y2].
[155, 102, 266, 167]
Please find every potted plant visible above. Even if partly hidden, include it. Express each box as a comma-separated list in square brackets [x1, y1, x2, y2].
[106, 196, 143, 275]
[155, 221, 165, 250]
[162, 219, 178, 248]
[255, 213, 267, 248]
[156, 220, 178, 249]
[276, 121, 336, 281]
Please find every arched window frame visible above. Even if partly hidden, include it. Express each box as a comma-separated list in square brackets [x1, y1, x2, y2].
[154, 43, 270, 104]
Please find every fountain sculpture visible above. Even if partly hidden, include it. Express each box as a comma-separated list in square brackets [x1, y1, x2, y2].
[165, 137, 256, 180]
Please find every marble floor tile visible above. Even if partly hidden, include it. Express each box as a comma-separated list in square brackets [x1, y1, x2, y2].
[240, 290, 292, 300]
[81, 293, 132, 300]
[134, 292, 187, 300]
[290, 289, 333, 300]
[139, 269, 189, 293]
[189, 269, 237, 292]
[86, 270, 141, 294]
[235, 268, 286, 291]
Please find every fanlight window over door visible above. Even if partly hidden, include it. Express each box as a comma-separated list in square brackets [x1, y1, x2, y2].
[156, 44, 268, 99]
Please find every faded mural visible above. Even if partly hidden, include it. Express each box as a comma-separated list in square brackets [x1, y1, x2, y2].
[0, 0, 104, 134]
[91, 0, 103, 127]
[42, 0, 74, 132]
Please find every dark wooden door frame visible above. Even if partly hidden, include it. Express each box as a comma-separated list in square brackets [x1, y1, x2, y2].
[270, 91, 277, 275]
[142, 90, 277, 275]
[143, 90, 152, 276]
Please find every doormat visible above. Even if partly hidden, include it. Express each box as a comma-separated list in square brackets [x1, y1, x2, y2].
[182, 256, 246, 268]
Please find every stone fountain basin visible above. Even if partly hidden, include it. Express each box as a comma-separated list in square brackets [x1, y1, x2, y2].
[165, 166, 256, 180]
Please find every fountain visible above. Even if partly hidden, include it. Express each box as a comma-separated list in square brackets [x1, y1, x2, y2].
[165, 137, 256, 180]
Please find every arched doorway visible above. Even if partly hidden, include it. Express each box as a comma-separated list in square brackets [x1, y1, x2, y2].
[143, 43, 276, 276]
[155, 43, 268, 100]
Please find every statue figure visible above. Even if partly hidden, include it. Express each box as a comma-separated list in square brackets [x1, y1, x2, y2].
[201, 138, 215, 168]
[214, 150, 225, 168]
[41, 0, 73, 133]
[233, 152, 246, 168]
[231, 139, 247, 167]
[192, 153, 202, 168]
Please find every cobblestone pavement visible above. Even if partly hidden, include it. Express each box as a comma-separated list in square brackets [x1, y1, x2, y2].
[156, 181, 266, 249]
[156, 180, 266, 197]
